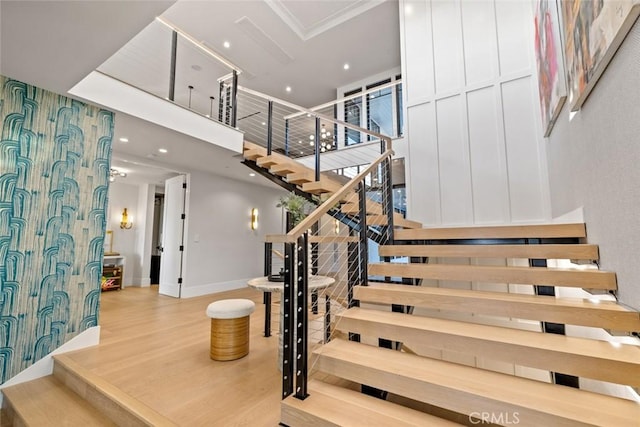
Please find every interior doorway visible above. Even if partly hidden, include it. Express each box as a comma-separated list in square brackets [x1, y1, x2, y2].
[150, 193, 164, 285]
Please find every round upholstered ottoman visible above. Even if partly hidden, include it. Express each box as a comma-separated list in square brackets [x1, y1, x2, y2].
[206, 299, 255, 361]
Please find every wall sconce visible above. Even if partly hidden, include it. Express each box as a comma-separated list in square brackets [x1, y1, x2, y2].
[250, 208, 259, 230]
[120, 208, 133, 229]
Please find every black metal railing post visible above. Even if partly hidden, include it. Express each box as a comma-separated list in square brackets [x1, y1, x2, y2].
[347, 226, 361, 343]
[231, 70, 238, 128]
[358, 182, 369, 285]
[263, 242, 273, 338]
[285, 118, 290, 156]
[168, 30, 177, 101]
[295, 233, 309, 400]
[314, 117, 321, 181]
[382, 152, 395, 244]
[282, 241, 295, 399]
[267, 100, 273, 155]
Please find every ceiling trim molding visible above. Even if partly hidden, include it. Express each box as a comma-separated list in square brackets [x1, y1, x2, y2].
[265, 0, 386, 41]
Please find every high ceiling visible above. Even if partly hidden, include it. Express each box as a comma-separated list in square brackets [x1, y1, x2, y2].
[1, 0, 401, 187]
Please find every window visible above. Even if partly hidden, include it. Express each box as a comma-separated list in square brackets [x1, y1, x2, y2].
[344, 88, 362, 146]
[366, 79, 392, 141]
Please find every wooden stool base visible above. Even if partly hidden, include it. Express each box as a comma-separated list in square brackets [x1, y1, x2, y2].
[210, 316, 250, 361]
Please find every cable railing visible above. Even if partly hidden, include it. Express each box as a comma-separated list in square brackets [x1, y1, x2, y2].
[265, 145, 396, 400]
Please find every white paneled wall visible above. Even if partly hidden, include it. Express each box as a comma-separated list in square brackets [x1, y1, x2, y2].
[400, 0, 550, 226]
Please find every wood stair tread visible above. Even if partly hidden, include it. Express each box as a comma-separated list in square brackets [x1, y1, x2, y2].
[394, 223, 586, 240]
[379, 244, 599, 260]
[368, 262, 617, 290]
[270, 162, 303, 176]
[282, 380, 461, 426]
[354, 283, 640, 330]
[314, 339, 640, 427]
[287, 171, 315, 184]
[242, 148, 265, 161]
[336, 308, 640, 386]
[2, 376, 116, 426]
[53, 354, 177, 427]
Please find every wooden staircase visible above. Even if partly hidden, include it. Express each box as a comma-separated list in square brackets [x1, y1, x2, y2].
[282, 223, 640, 426]
[1, 354, 176, 426]
[243, 141, 422, 229]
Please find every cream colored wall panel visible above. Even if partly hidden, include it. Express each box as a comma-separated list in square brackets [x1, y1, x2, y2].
[501, 77, 547, 222]
[406, 102, 440, 225]
[495, 0, 533, 75]
[402, 0, 434, 105]
[461, 0, 498, 85]
[436, 95, 473, 225]
[467, 86, 510, 223]
[431, 0, 464, 93]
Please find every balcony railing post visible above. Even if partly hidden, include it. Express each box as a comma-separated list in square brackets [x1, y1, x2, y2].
[285, 118, 290, 157]
[295, 233, 309, 400]
[231, 70, 238, 128]
[314, 117, 321, 181]
[218, 81, 224, 123]
[168, 30, 177, 101]
[267, 100, 273, 155]
[282, 241, 295, 399]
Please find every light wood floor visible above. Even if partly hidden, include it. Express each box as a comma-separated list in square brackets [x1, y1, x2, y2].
[66, 286, 283, 427]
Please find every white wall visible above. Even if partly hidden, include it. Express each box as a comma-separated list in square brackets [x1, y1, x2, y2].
[400, 0, 550, 226]
[106, 182, 140, 287]
[181, 171, 284, 297]
[546, 20, 640, 311]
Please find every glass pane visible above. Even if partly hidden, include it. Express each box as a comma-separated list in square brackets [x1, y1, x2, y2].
[396, 82, 404, 137]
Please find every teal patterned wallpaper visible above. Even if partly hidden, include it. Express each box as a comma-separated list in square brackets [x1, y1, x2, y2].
[0, 76, 113, 383]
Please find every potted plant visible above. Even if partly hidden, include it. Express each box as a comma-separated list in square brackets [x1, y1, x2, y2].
[276, 192, 312, 229]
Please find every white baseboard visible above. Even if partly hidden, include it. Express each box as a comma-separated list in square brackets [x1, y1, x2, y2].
[0, 326, 101, 406]
[180, 279, 248, 298]
[132, 277, 151, 287]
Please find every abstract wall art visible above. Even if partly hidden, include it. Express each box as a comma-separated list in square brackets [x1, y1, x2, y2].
[534, 0, 567, 137]
[0, 76, 114, 383]
[561, 0, 640, 110]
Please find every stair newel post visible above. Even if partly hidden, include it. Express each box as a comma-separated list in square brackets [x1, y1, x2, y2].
[282, 241, 295, 399]
[168, 30, 177, 102]
[267, 100, 273, 155]
[263, 242, 272, 338]
[295, 233, 309, 400]
[314, 117, 321, 181]
[230, 70, 238, 128]
[381, 152, 395, 245]
[358, 181, 369, 286]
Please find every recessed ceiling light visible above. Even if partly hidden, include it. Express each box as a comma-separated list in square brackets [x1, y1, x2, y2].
[285, 86, 292, 92]
[249, 173, 256, 177]
[223, 41, 230, 49]
[119, 137, 129, 143]
[343, 63, 350, 70]
[158, 148, 168, 153]
[261, 122, 266, 125]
